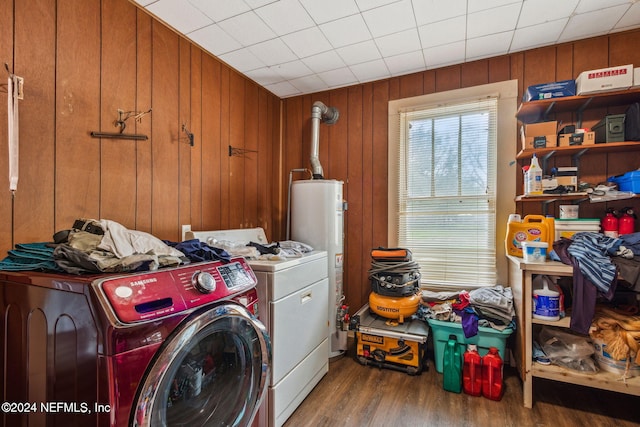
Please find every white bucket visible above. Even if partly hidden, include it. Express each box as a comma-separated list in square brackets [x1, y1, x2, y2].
[593, 338, 640, 377]
[532, 276, 560, 321]
[521, 241, 547, 263]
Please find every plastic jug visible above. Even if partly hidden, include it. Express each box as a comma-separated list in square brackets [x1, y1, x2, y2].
[463, 344, 482, 396]
[532, 275, 561, 321]
[443, 334, 462, 393]
[525, 154, 543, 195]
[481, 347, 503, 401]
[505, 214, 549, 257]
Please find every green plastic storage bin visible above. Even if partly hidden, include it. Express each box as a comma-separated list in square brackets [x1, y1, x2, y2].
[428, 318, 513, 373]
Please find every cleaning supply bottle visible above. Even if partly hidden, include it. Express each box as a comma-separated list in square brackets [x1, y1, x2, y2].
[525, 154, 543, 196]
[481, 347, 503, 401]
[443, 334, 462, 393]
[462, 344, 482, 396]
[544, 215, 555, 257]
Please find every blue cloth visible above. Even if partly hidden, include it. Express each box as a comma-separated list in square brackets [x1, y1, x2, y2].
[0, 242, 62, 272]
[164, 239, 231, 263]
[620, 232, 640, 256]
[567, 232, 620, 294]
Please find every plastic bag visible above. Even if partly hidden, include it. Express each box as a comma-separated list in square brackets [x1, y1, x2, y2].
[538, 326, 598, 373]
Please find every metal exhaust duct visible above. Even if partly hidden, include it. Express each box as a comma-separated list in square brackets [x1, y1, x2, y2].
[310, 101, 339, 179]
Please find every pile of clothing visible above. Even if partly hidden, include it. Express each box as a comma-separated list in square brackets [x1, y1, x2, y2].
[415, 284, 515, 338]
[0, 218, 230, 275]
[553, 231, 640, 334]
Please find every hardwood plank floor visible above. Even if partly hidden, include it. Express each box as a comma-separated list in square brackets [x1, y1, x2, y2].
[283, 339, 640, 427]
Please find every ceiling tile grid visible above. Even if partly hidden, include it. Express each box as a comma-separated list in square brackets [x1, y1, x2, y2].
[134, 0, 640, 98]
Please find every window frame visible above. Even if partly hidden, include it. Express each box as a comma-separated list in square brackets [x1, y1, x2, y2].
[388, 80, 518, 290]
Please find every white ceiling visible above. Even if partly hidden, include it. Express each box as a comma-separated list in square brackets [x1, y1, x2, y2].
[133, 0, 640, 98]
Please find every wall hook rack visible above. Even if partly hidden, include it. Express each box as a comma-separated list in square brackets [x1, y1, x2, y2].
[229, 145, 258, 158]
[182, 124, 194, 146]
[90, 107, 151, 140]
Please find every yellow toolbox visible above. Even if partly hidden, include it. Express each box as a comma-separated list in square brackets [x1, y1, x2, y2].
[351, 303, 429, 375]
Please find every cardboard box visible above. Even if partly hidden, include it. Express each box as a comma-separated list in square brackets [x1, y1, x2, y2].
[558, 131, 595, 147]
[576, 64, 633, 95]
[554, 166, 578, 191]
[524, 79, 576, 101]
[634, 67, 640, 88]
[522, 121, 557, 149]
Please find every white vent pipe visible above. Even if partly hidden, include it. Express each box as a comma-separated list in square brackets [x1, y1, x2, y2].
[310, 101, 339, 179]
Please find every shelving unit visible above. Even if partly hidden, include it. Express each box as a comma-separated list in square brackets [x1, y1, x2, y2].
[515, 89, 640, 211]
[507, 256, 640, 408]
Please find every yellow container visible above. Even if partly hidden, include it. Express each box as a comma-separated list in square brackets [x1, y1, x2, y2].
[369, 292, 420, 324]
[505, 214, 549, 258]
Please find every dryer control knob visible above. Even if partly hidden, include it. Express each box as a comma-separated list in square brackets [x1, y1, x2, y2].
[193, 271, 216, 294]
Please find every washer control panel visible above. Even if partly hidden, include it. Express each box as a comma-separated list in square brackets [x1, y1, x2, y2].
[96, 257, 257, 324]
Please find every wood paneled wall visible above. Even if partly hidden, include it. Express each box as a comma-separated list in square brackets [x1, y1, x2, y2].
[0, 0, 280, 257]
[2, 0, 640, 313]
[281, 29, 640, 313]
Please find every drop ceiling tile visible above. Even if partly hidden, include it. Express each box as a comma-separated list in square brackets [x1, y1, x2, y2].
[300, 0, 360, 25]
[217, 11, 276, 46]
[510, 20, 567, 52]
[244, 0, 278, 8]
[319, 14, 373, 48]
[146, 0, 213, 34]
[318, 67, 358, 88]
[271, 60, 314, 79]
[289, 74, 330, 93]
[302, 50, 347, 73]
[248, 38, 297, 66]
[517, 0, 578, 28]
[466, 31, 514, 61]
[281, 27, 334, 58]
[361, 0, 415, 38]
[375, 28, 421, 57]
[355, 0, 402, 11]
[468, 0, 522, 13]
[188, 0, 251, 22]
[349, 59, 391, 82]
[244, 67, 285, 86]
[255, 0, 316, 36]
[467, 2, 521, 38]
[616, 2, 640, 29]
[413, 0, 467, 26]
[188, 24, 242, 56]
[265, 80, 301, 97]
[218, 48, 265, 72]
[423, 41, 466, 69]
[559, 4, 629, 42]
[575, 0, 630, 14]
[418, 16, 466, 49]
[384, 50, 426, 75]
[336, 40, 381, 65]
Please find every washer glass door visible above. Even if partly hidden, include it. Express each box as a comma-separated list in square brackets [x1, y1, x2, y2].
[134, 303, 270, 427]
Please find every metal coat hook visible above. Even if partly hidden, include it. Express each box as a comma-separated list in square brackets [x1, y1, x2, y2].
[182, 124, 194, 146]
[114, 108, 152, 133]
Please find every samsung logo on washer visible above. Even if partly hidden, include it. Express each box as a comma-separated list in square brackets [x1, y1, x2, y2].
[129, 278, 158, 287]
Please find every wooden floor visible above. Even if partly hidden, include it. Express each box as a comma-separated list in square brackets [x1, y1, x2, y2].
[283, 339, 640, 427]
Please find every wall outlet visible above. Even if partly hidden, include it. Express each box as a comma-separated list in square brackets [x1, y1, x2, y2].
[181, 224, 191, 241]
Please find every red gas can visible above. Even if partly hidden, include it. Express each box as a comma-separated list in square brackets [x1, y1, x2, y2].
[602, 209, 619, 238]
[462, 344, 482, 396]
[619, 208, 636, 235]
[481, 347, 503, 401]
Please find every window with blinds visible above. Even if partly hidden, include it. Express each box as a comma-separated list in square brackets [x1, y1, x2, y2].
[394, 97, 498, 289]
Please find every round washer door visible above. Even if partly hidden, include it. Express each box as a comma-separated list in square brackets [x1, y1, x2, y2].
[133, 303, 271, 427]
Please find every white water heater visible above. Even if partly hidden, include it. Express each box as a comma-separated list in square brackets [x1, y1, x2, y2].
[291, 179, 347, 357]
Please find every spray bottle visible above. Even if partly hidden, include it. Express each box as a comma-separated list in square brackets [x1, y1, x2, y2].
[525, 154, 543, 196]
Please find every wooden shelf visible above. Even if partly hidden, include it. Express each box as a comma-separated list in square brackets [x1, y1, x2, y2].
[516, 141, 640, 160]
[517, 88, 640, 124]
[532, 362, 640, 396]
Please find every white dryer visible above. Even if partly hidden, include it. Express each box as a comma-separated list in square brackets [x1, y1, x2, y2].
[184, 227, 329, 427]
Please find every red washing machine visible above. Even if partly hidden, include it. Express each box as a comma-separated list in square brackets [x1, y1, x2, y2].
[0, 257, 271, 426]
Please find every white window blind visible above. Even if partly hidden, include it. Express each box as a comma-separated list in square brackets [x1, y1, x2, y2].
[394, 97, 498, 289]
